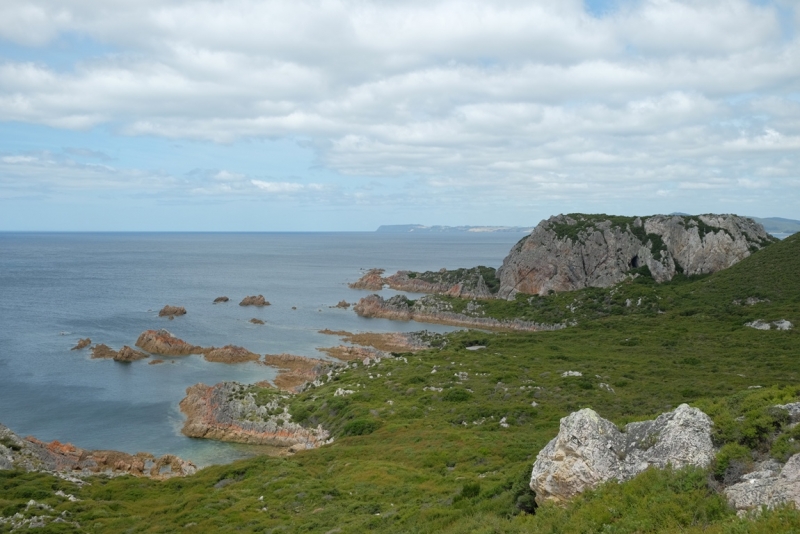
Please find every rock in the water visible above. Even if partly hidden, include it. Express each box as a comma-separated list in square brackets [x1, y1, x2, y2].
[158, 305, 186, 318]
[90, 344, 118, 359]
[530, 404, 714, 504]
[498, 214, 774, 298]
[70, 338, 91, 351]
[204, 345, 260, 364]
[213, 296, 229, 303]
[115, 346, 149, 362]
[240, 295, 270, 307]
[250, 318, 265, 325]
[333, 300, 351, 309]
[135, 329, 202, 356]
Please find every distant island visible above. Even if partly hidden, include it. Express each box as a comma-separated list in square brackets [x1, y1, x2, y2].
[379, 216, 800, 238]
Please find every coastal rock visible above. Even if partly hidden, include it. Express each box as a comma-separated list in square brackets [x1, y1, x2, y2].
[90, 344, 149, 362]
[213, 296, 229, 303]
[70, 338, 91, 351]
[158, 305, 186, 318]
[530, 404, 714, 504]
[135, 329, 202, 356]
[204, 345, 260, 364]
[349, 268, 386, 290]
[353, 294, 565, 332]
[349, 267, 496, 299]
[250, 318, 265, 325]
[333, 300, 351, 309]
[179, 382, 330, 447]
[0, 422, 195, 479]
[240, 295, 270, 307]
[498, 214, 774, 297]
[263, 354, 336, 392]
[114, 346, 149, 362]
[90, 344, 117, 359]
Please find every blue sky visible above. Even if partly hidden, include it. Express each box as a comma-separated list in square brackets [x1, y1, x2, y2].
[1, 0, 798, 231]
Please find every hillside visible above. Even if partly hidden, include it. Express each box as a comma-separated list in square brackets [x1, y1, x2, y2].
[1, 236, 799, 532]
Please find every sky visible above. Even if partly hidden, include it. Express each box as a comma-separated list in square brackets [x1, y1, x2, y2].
[0, 0, 798, 231]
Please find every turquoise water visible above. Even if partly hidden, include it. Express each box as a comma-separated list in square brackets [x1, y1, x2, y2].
[0, 232, 522, 466]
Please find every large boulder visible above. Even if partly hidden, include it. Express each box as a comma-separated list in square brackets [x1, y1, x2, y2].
[725, 456, 800, 514]
[530, 404, 714, 504]
[498, 214, 774, 297]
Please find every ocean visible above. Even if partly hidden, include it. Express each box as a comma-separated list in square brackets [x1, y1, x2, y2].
[0, 232, 523, 466]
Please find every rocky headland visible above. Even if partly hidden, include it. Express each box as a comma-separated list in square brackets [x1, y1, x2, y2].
[353, 294, 565, 332]
[240, 295, 270, 307]
[0, 423, 195, 480]
[498, 214, 774, 298]
[350, 266, 498, 299]
[179, 382, 331, 448]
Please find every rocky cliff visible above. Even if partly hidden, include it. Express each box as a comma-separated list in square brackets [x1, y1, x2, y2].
[498, 214, 775, 298]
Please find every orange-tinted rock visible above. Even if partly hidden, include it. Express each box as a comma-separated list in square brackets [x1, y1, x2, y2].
[115, 346, 149, 362]
[135, 329, 202, 356]
[90, 344, 118, 359]
[158, 305, 186, 318]
[70, 338, 91, 351]
[348, 268, 385, 290]
[204, 345, 260, 364]
[240, 295, 270, 306]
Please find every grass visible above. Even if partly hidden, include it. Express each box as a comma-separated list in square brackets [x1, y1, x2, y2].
[1, 235, 799, 533]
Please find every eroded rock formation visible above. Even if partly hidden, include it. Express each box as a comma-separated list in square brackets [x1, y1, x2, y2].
[498, 214, 774, 298]
[240, 295, 270, 307]
[530, 404, 715, 504]
[135, 329, 202, 356]
[204, 345, 260, 364]
[70, 338, 91, 351]
[179, 382, 330, 448]
[0, 423, 195, 479]
[158, 305, 186, 318]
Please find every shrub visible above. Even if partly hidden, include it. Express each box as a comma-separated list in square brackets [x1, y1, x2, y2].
[342, 419, 381, 436]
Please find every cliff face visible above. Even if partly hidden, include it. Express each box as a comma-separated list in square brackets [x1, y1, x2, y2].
[497, 214, 775, 298]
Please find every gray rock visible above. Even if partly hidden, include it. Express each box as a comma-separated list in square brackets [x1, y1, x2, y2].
[725, 454, 800, 514]
[530, 404, 714, 504]
[773, 320, 793, 331]
[745, 320, 772, 330]
[498, 214, 774, 297]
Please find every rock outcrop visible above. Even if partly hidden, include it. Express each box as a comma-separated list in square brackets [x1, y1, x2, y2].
[725, 456, 800, 514]
[354, 294, 565, 332]
[498, 214, 775, 298]
[0, 423, 195, 479]
[240, 295, 270, 307]
[179, 382, 330, 448]
[135, 330, 202, 356]
[90, 344, 148, 362]
[530, 404, 714, 504]
[158, 305, 186, 318]
[70, 338, 91, 351]
[350, 267, 497, 299]
[213, 296, 229, 303]
[204, 345, 260, 364]
[263, 354, 337, 392]
[250, 318, 265, 325]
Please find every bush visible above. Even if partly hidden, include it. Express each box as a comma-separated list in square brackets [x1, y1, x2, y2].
[442, 388, 472, 402]
[342, 419, 381, 436]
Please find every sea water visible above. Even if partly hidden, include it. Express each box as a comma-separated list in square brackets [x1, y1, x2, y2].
[0, 232, 522, 465]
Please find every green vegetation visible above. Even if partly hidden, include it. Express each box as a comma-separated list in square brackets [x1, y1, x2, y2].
[1, 235, 799, 532]
[405, 266, 501, 295]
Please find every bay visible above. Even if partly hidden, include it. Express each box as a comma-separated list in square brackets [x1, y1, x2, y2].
[0, 232, 522, 466]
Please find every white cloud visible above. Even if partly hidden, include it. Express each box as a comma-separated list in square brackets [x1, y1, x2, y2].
[0, 0, 798, 217]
